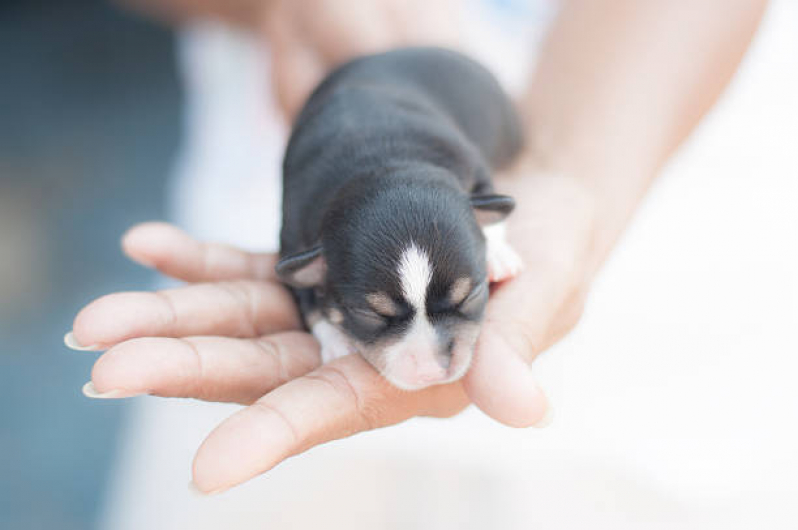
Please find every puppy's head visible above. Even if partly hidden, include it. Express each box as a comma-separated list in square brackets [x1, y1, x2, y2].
[277, 179, 514, 390]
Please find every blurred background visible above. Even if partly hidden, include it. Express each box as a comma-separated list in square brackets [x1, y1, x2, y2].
[1, 0, 796, 529]
[0, 1, 178, 527]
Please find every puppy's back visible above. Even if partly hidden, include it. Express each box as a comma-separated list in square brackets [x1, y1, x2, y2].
[281, 47, 522, 256]
[294, 47, 523, 171]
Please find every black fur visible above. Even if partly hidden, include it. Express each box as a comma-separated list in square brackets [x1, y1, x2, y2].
[278, 47, 523, 342]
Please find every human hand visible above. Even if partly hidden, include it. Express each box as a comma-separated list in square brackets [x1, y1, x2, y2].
[69, 165, 600, 494]
[116, 0, 460, 118]
[259, 0, 461, 118]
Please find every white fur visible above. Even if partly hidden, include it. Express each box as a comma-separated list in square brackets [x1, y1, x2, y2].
[312, 318, 354, 363]
[380, 243, 444, 388]
[398, 244, 432, 310]
[483, 222, 523, 282]
[396, 243, 437, 352]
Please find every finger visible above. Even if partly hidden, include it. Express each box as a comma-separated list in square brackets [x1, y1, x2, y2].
[265, 16, 326, 120]
[540, 288, 587, 352]
[464, 268, 576, 427]
[386, 0, 462, 49]
[192, 355, 468, 493]
[71, 280, 300, 349]
[464, 175, 595, 426]
[87, 332, 320, 404]
[464, 319, 549, 428]
[122, 222, 279, 283]
[310, 7, 394, 64]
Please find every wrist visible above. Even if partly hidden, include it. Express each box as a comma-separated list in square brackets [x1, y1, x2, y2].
[500, 151, 655, 279]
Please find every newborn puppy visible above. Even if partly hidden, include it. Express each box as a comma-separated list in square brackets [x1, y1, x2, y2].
[277, 47, 523, 390]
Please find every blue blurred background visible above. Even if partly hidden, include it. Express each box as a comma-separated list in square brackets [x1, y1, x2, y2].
[0, 1, 179, 527]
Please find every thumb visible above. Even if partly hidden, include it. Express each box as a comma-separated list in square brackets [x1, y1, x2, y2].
[463, 323, 550, 428]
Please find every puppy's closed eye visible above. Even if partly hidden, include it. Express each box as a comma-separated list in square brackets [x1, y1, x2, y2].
[457, 280, 488, 316]
[449, 277, 472, 306]
[349, 308, 386, 330]
[366, 292, 399, 317]
[428, 280, 488, 316]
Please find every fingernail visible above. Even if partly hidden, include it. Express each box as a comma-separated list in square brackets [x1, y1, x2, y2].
[533, 402, 554, 428]
[82, 381, 142, 399]
[188, 480, 226, 496]
[64, 332, 99, 351]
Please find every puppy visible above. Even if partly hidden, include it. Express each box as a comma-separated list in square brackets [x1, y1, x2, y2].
[276, 47, 523, 390]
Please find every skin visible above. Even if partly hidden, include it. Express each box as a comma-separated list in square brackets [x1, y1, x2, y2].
[116, 0, 460, 119]
[74, 0, 767, 493]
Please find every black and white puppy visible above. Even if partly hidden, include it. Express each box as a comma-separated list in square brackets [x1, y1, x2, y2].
[276, 47, 523, 390]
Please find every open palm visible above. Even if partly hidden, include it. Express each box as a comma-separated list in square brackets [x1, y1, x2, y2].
[70, 169, 596, 494]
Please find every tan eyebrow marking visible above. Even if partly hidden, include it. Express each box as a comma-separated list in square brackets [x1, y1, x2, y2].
[449, 277, 472, 305]
[366, 292, 398, 316]
[328, 308, 344, 325]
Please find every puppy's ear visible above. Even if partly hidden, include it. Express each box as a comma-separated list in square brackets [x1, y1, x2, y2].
[470, 194, 515, 226]
[275, 245, 326, 288]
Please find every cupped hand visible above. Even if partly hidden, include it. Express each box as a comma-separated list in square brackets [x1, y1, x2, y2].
[69, 167, 597, 494]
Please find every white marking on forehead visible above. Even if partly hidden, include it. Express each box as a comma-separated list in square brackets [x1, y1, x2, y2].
[398, 243, 432, 311]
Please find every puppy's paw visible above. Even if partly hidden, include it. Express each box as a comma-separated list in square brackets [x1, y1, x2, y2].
[484, 222, 523, 283]
[311, 318, 355, 363]
[487, 242, 523, 283]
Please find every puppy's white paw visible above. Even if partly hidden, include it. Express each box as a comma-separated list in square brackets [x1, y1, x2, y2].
[484, 222, 523, 283]
[312, 318, 355, 363]
[488, 243, 523, 283]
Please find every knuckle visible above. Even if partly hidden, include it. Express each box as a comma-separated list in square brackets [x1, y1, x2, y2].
[153, 290, 179, 331]
[216, 281, 262, 336]
[178, 337, 209, 399]
[252, 400, 301, 447]
[253, 336, 291, 384]
[307, 366, 375, 431]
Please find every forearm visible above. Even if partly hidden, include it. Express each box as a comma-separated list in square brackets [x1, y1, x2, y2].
[522, 0, 767, 266]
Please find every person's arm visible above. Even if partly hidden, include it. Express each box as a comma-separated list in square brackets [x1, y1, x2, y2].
[528, 0, 767, 262]
[463, 0, 768, 423]
[70, 0, 768, 493]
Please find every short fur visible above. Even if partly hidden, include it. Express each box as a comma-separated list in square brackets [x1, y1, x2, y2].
[277, 47, 523, 388]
